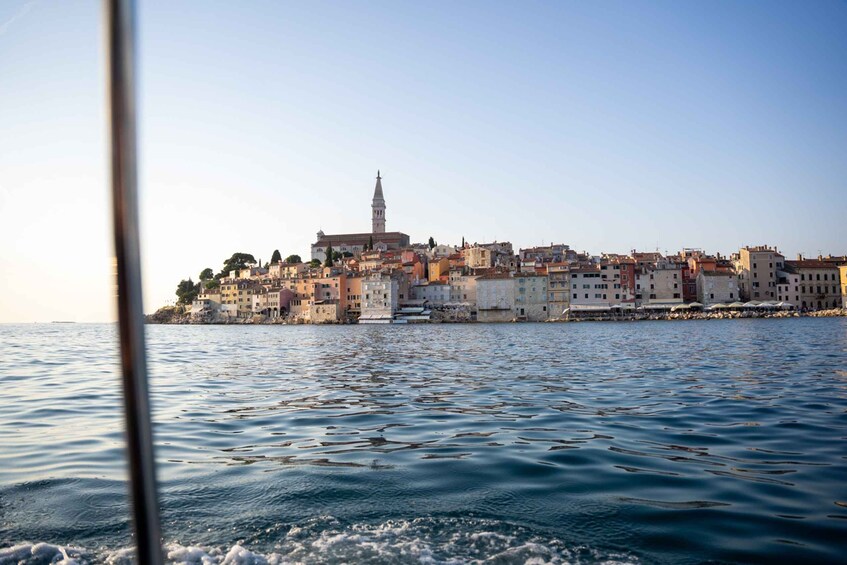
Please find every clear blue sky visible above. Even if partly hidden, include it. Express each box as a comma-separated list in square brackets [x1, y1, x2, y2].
[1, 0, 845, 322]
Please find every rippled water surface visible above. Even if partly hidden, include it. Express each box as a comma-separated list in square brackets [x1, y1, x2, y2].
[2, 320, 847, 563]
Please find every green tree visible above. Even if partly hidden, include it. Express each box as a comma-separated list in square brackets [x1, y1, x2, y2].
[428, 236, 436, 250]
[324, 244, 334, 267]
[309, 259, 322, 268]
[461, 236, 465, 249]
[367, 235, 373, 251]
[285, 254, 302, 264]
[270, 249, 282, 264]
[175, 278, 200, 305]
[199, 267, 214, 281]
[342, 251, 354, 258]
[218, 252, 256, 278]
[204, 279, 220, 290]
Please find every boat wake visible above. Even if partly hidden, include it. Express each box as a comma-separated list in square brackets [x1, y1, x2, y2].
[0, 517, 637, 564]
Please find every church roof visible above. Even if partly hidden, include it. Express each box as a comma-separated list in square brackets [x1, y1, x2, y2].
[313, 231, 409, 246]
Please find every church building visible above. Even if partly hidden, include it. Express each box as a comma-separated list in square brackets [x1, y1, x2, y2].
[310, 171, 410, 262]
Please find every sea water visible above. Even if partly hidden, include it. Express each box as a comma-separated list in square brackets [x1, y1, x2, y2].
[1, 319, 846, 563]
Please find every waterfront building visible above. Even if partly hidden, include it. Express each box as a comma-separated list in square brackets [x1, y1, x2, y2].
[840, 265, 847, 308]
[735, 245, 784, 301]
[776, 268, 801, 306]
[569, 265, 609, 308]
[601, 258, 635, 305]
[411, 281, 451, 306]
[310, 300, 342, 323]
[779, 259, 842, 310]
[643, 261, 684, 305]
[514, 273, 548, 321]
[220, 279, 264, 318]
[546, 263, 570, 319]
[344, 273, 363, 316]
[360, 272, 399, 323]
[310, 172, 410, 262]
[476, 272, 515, 322]
[190, 290, 221, 317]
[696, 271, 739, 306]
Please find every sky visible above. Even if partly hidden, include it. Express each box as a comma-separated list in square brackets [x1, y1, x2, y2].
[1, 0, 846, 323]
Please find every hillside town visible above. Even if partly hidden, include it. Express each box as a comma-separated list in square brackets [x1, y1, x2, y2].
[156, 172, 847, 324]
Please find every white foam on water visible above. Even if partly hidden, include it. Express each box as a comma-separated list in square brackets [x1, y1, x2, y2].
[0, 542, 87, 565]
[1, 518, 638, 564]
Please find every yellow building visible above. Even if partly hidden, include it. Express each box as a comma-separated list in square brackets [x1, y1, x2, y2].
[840, 265, 847, 308]
[429, 257, 450, 282]
[220, 280, 262, 318]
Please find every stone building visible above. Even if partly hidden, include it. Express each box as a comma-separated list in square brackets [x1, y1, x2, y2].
[514, 273, 548, 321]
[462, 246, 493, 269]
[735, 245, 784, 301]
[411, 281, 451, 306]
[696, 271, 739, 306]
[546, 263, 570, 319]
[448, 268, 480, 306]
[476, 272, 514, 323]
[778, 259, 842, 310]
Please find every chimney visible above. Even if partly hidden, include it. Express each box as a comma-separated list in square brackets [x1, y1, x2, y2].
[797, 253, 803, 261]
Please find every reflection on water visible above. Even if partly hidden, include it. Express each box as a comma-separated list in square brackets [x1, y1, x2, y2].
[1, 319, 847, 563]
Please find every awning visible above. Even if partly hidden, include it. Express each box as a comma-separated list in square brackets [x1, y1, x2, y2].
[569, 304, 612, 312]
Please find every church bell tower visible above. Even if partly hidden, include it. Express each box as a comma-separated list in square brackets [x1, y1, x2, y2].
[371, 170, 386, 234]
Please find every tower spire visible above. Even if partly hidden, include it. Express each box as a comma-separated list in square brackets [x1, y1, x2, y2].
[371, 170, 386, 234]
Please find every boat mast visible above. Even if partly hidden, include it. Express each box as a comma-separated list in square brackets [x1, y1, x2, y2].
[104, 0, 163, 563]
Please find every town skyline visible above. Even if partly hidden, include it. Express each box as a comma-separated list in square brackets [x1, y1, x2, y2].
[148, 172, 846, 325]
[2, 1, 846, 322]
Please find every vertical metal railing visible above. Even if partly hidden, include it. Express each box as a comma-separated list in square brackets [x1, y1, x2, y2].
[104, 0, 164, 563]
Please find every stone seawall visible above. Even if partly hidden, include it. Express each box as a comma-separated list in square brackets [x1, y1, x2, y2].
[146, 306, 847, 325]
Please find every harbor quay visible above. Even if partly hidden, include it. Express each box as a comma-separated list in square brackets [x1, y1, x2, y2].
[152, 172, 847, 325]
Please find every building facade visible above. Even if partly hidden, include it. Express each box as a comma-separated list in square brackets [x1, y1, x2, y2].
[696, 271, 739, 306]
[476, 273, 514, 322]
[736, 246, 784, 301]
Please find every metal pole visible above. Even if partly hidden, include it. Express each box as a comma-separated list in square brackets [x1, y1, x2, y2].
[104, 1, 164, 563]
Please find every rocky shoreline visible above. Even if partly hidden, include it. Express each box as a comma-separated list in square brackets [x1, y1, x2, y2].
[145, 305, 847, 325]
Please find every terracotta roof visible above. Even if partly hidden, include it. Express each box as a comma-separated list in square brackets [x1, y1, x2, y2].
[476, 272, 513, 280]
[785, 260, 840, 270]
[314, 232, 409, 246]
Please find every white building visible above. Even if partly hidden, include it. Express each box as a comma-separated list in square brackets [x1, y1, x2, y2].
[360, 273, 399, 323]
[411, 281, 451, 306]
[476, 273, 514, 322]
